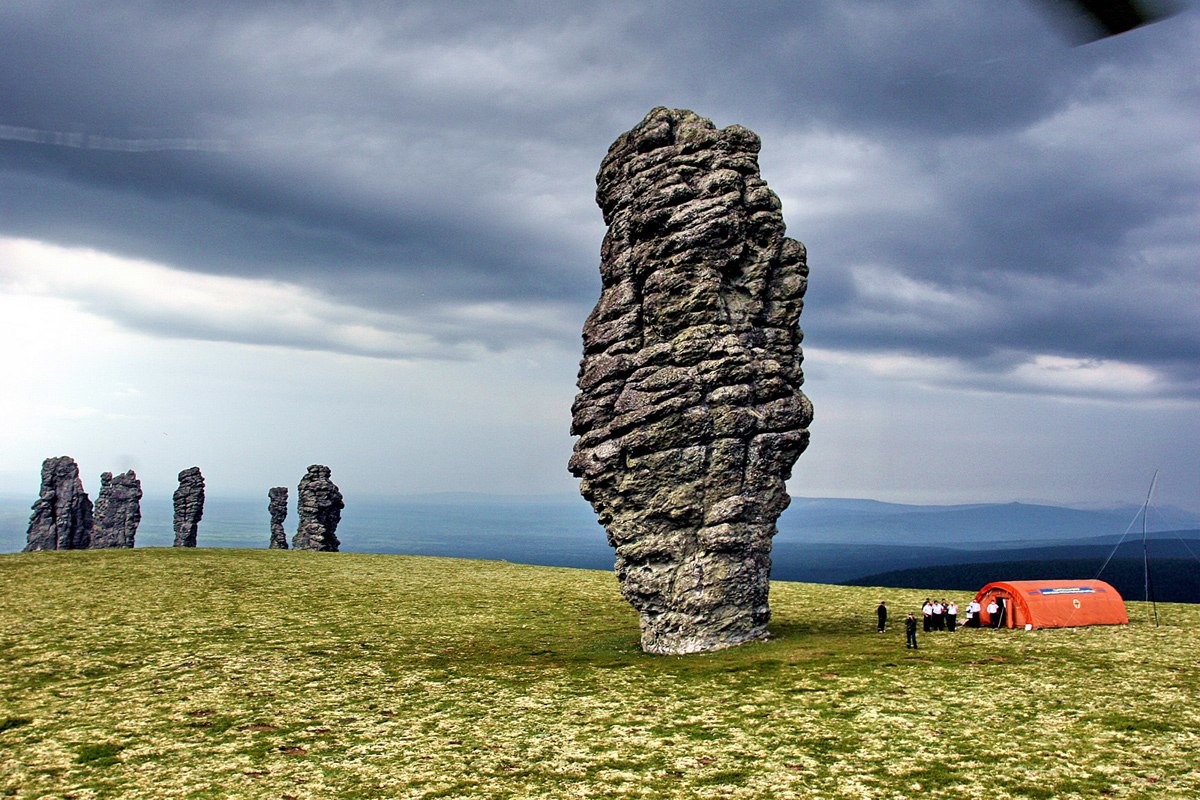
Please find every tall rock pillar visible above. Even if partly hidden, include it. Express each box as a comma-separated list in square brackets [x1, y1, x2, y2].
[92, 470, 143, 548]
[172, 467, 205, 548]
[569, 108, 812, 654]
[268, 487, 289, 549]
[24, 456, 94, 551]
[293, 465, 343, 552]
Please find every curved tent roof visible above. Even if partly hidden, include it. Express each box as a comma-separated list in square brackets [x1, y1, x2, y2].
[974, 579, 1128, 629]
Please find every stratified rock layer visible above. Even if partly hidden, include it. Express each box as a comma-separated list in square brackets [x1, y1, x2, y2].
[92, 470, 143, 549]
[268, 487, 289, 549]
[172, 467, 205, 548]
[293, 465, 343, 552]
[569, 108, 812, 654]
[24, 456, 93, 551]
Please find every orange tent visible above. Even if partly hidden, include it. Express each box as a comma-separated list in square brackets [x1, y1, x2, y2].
[974, 579, 1128, 630]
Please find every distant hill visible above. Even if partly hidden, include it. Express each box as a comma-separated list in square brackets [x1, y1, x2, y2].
[778, 497, 1200, 548]
[4, 493, 1198, 603]
[846, 555, 1200, 604]
[771, 530, 1200, 586]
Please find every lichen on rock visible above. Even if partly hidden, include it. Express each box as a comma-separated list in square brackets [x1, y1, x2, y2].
[569, 107, 812, 654]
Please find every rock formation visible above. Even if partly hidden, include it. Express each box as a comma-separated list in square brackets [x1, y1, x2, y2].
[172, 467, 205, 547]
[268, 487, 289, 549]
[293, 465, 343, 552]
[568, 107, 813, 654]
[91, 470, 143, 548]
[24, 456, 94, 551]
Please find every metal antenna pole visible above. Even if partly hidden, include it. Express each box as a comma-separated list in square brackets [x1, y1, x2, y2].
[1141, 470, 1160, 627]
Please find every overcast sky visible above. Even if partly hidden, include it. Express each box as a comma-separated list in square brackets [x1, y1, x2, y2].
[1, 1, 1197, 513]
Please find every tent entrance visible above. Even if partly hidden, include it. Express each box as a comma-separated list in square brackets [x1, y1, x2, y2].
[981, 591, 1014, 628]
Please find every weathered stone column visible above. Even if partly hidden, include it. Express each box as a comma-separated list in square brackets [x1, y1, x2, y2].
[293, 465, 343, 552]
[172, 467, 205, 547]
[92, 470, 142, 548]
[569, 108, 812, 654]
[268, 487, 289, 549]
[24, 456, 93, 551]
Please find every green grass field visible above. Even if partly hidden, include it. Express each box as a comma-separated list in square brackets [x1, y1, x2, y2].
[1, 548, 1197, 799]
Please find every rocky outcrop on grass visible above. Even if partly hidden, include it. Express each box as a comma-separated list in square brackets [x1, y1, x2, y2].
[91, 470, 143, 549]
[569, 107, 812, 655]
[24, 456, 94, 551]
[293, 465, 343, 552]
[172, 467, 205, 548]
[268, 487, 289, 549]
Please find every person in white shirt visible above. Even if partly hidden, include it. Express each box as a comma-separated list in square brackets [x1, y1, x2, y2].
[946, 601, 959, 632]
[922, 599, 934, 632]
[986, 599, 1001, 628]
[966, 599, 982, 628]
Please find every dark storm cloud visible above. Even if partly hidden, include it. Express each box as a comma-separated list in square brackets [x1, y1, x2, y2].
[0, 139, 590, 305]
[746, 4, 1200, 398]
[0, 2, 621, 299]
[1, 1, 1196, 395]
[620, 2, 1087, 135]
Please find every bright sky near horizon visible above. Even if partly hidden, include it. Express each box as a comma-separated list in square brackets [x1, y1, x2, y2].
[1, 2, 1198, 511]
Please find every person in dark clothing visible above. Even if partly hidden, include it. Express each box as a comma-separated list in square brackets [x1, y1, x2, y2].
[905, 612, 918, 649]
[876, 601, 888, 633]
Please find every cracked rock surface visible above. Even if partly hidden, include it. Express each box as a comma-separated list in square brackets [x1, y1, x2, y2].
[268, 487, 289, 549]
[569, 107, 812, 654]
[293, 465, 343, 552]
[92, 470, 142, 549]
[25, 456, 93, 552]
[173, 467, 205, 548]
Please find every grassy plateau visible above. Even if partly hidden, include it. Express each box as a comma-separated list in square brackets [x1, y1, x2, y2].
[1, 548, 1197, 799]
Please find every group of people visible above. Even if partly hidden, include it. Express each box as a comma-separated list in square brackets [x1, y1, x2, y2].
[876, 595, 1007, 649]
[919, 598, 960, 632]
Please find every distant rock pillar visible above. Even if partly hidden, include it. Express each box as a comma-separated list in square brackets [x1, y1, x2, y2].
[293, 465, 343, 552]
[268, 487, 289, 549]
[92, 470, 143, 548]
[24, 456, 94, 551]
[569, 108, 812, 655]
[172, 467, 206, 547]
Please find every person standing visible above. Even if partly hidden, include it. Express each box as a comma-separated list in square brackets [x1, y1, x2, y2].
[922, 599, 933, 632]
[933, 599, 946, 631]
[877, 601, 888, 633]
[905, 612, 919, 649]
[966, 598, 981, 628]
[987, 598, 1001, 628]
[947, 600, 959, 632]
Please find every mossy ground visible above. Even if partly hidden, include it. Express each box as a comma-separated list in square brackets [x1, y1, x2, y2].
[1, 548, 1197, 799]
